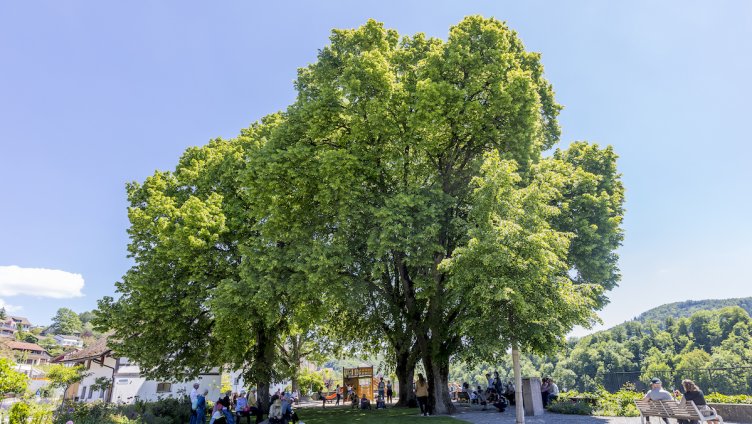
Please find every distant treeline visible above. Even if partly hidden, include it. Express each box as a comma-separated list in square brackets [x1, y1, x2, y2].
[450, 301, 752, 395]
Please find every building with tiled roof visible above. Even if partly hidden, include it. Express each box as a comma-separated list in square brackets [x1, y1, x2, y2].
[10, 316, 31, 331]
[4, 340, 50, 365]
[55, 335, 220, 404]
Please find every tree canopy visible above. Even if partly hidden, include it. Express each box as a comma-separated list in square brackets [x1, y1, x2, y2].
[97, 16, 624, 416]
[50, 308, 83, 335]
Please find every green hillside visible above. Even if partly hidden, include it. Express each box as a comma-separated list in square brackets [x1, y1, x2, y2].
[450, 301, 752, 396]
[635, 297, 752, 324]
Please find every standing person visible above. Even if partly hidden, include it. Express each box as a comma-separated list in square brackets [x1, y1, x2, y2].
[643, 377, 674, 424]
[335, 384, 341, 406]
[540, 378, 551, 407]
[191, 383, 201, 405]
[220, 390, 232, 410]
[493, 371, 503, 396]
[415, 373, 429, 417]
[486, 373, 494, 393]
[386, 380, 393, 404]
[192, 389, 208, 424]
[378, 377, 386, 400]
[317, 388, 326, 409]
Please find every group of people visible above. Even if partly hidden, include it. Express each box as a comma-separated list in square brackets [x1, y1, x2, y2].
[643, 377, 719, 424]
[449, 371, 515, 413]
[188, 383, 299, 424]
[320, 377, 394, 411]
[539, 377, 559, 407]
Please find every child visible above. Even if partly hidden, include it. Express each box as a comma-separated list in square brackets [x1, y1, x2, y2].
[376, 395, 386, 409]
[360, 395, 372, 410]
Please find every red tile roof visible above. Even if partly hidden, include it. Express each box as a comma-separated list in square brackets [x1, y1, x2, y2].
[57, 336, 111, 362]
[6, 341, 46, 352]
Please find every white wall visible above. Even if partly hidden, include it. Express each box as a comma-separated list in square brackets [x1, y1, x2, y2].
[77, 356, 117, 402]
[228, 369, 289, 398]
[74, 356, 221, 404]
[111, 374, 221, 404]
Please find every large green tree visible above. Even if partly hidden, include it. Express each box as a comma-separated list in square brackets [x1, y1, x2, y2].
[50, 308, 82, 335]
[248, 17, 623, 415]
[96, 117, 326, 411]
[98, 17, 624, 418]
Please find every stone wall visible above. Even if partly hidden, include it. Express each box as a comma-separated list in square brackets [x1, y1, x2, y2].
[707, 403, 752, 423]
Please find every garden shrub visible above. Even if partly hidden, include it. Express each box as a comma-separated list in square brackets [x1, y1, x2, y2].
[9, 402, 30, 424]
[705, 393, 752, 404]
[548, 400, 593, 415]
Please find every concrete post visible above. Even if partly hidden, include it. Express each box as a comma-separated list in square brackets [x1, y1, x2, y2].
[522, 377, 544, 416]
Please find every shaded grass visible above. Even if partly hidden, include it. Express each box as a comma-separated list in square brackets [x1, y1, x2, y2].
[295, 405, 464, 423]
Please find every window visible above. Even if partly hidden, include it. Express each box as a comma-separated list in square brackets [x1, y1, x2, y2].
[89, 387, 94, 399]
[80, 386, 87, 401]
[156, 382, 172, 393]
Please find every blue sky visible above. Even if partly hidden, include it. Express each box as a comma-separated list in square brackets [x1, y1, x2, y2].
[1, 1, 750, 333]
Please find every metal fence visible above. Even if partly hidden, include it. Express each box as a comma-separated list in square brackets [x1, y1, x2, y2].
[595, 366, 752, 395]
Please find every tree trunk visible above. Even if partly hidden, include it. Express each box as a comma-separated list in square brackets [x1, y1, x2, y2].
[291, 375, 299, 396]
[395, 348, 416, 407]
[424, 353, 453, 415]
[512, 344, 525, 424]
[257, 383, 270, 414]
[290, 334, 301, 395]
[252, 323, 276, 414]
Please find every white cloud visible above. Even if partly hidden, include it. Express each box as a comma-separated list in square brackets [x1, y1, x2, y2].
[0, 298, 22, 313]
[0, 265, 84, 298]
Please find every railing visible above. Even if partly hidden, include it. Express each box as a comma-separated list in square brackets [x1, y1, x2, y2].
[592, 366, 752, 395]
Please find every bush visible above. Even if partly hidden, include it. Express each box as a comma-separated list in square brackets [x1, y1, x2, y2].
[53, 398, 189, 424]
[550, 388, 641, 417]
[9, 402, 30, 424]
[705, 393, 752, 404]
[298, 368, 325, 395]
[548, 400, 593, 415]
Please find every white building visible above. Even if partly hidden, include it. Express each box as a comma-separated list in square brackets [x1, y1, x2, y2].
[53, 334, 84, 348]
[56, 337, 221, 404]
[228, 369, 288, 397]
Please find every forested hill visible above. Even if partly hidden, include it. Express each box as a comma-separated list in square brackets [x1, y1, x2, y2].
[450, 302, 752, 396]
[635, 297, 752, 324]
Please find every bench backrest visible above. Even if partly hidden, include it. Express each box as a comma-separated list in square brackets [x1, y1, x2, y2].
[634, 399, 704, 420]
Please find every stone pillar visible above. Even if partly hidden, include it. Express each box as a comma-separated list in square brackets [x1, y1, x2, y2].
[522, 377, 544, 416]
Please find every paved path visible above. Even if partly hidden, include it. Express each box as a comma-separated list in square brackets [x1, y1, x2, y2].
[452, 409, 637, 424]
[452, 408, 741, 424]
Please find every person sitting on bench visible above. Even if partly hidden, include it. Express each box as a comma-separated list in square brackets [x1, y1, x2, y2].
[643, 377, 674, 424]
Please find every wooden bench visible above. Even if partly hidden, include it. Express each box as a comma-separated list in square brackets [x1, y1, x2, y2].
[634, 399, 723, 423]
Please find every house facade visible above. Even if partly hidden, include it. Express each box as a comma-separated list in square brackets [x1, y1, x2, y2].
[0, 318, 16, 337]
[10, 316, 31, 332]
[6, 341, 50, 365]
[53, 334, 84, 348]
[56, 337, 221, 404]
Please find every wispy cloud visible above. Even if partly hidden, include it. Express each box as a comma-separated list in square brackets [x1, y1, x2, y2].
[0, 298, 22, 313]
[0, 265, 84, 298]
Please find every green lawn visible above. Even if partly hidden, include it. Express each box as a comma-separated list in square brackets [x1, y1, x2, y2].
[295, 405, 464, 423]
